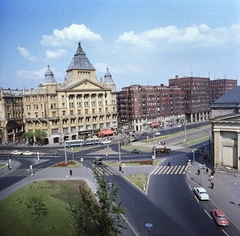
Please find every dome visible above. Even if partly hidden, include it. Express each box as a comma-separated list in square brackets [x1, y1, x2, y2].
[103, 68, 114, 83]
[43, 65, 57, 84]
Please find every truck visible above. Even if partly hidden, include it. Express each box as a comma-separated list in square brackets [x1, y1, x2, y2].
[153, 145, 171, 154]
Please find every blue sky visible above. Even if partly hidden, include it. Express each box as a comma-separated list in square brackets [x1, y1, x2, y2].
[0, 0, 239, 91]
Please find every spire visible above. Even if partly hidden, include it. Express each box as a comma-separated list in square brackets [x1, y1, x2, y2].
[43, 65, 57, 84]
[67, 42, 95, 71]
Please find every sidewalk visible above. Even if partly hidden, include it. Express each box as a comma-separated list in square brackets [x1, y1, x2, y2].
[187, 160, 240, 230]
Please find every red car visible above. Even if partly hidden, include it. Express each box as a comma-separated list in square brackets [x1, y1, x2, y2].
[212, 209, 229, 226]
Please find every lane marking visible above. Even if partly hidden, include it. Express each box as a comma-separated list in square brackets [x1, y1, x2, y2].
[204, 209, 212, 219]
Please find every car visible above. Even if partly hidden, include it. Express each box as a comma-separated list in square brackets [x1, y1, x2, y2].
[142, 132, 147, 136]
[154, 132, 161, 136]
[212, 209, 229, 226]
[23, 151, 33, 156]
[92, 157, 102, 165]
[101, 140, 111, 145]
[132, 149, 142, 154]
[11, 150, 23, 155]
[193, 187, 210, 200]
[177, 124, 181, 127]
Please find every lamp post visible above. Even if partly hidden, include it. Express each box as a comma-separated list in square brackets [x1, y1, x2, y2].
[118, 133, 121, 163]
[202, 129, 211, 157]
[64, 142, 67, 163]
[145, 223, 153, 236]
[153, 134, 156, 160]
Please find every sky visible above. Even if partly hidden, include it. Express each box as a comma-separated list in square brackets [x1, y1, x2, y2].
[0, 0, 240, 91]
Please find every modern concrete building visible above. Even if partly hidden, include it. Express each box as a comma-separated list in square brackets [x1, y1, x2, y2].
[210, 86, 240, 170]
[22, 42, 117, 144]
[0, 88, 24, 143]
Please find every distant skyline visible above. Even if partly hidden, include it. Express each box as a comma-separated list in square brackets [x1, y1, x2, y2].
[0, 0, 239, 91]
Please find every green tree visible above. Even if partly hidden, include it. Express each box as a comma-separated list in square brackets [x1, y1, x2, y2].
[34, 129, 47, 143]
[26, 196, 49, 221]
[22, 131, 33, 142]
[68, 167, 126, 236]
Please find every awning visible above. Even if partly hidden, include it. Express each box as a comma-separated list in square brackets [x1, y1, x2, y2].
[100, 130, 113, 135]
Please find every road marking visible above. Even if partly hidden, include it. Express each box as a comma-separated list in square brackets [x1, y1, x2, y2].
[222, 229, 229, 236]
[194, 195, 199, 202]
[174, 165, 182, 174]
[204, 209, 212, 219]
[169, 166, 178, 174]
[151, 165, 188, 175]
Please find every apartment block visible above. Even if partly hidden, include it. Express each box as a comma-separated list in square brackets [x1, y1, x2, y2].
[210, 79, 237, 103]
[117, 84, 184, 132]
[169, 76, 210, 123]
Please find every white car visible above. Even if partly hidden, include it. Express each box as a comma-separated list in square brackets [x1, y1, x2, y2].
[23, 151, 33, 156]
[154, 132, 161, 136]
[11, 150, 23, 155]
[194, 187, 210, 200]
[101, 140, 111, 145]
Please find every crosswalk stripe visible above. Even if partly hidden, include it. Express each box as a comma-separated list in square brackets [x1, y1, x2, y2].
[152, 165, 187, 175]
[169, 166, 178, 174]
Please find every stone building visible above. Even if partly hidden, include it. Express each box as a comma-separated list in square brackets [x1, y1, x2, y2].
[0, 88, 24, 143]
[210, 86, 240, 170]
[22, 42, 117, 144]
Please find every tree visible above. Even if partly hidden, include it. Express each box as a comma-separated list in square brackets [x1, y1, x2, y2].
[34, 129, 47, 144]
[67, 167, 126, 236]
[26, 196, 49, 221]
[22, 131, 33, 143]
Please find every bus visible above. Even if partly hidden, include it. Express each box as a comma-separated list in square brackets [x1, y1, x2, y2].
[85, 137, 100, 145]
[65, 139, 85, 147]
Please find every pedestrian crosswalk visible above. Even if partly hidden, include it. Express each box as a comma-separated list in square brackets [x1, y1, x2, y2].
[89, 166, 117, 176]
[151, 165, 188, 175]
[2, 168, 43, 177]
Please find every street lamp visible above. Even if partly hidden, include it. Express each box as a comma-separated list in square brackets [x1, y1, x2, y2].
[118, 133, 121, 163]
[153, 134, 156, 159]
[202, 129, 211, 157]
[64, 141, 68, 163]
[145, 223, 153, 236]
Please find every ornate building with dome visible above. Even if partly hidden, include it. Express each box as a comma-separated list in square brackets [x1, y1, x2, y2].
[22, 42, 117, 144]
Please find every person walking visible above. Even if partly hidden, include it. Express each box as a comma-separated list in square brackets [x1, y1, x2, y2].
[211, 182, 214, 189]
[69, 169, 72, 176]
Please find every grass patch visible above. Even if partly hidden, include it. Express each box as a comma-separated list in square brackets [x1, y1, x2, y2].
[0, 180, 87, 236]
[125, 174, 148, 192]
[0, 163, 6, 168]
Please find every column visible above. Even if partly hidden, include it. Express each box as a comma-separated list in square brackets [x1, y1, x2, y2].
[213, 129, 221, 168]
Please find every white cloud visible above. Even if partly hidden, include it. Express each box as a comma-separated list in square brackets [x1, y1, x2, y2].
[17, 47, 37, 61]
[115, 23, 240, 51]
[40, 23, 103, 46]
[15, 68, 46, 79]
[46, 49, 67, 59]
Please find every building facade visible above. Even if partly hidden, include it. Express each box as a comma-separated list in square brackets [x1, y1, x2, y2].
[210, 86, 240, 170]
[210, 79, 237, 103]
[117, 84, 185, 132]
[169, 76, 210, 123]
[0, 88, 24, 144]
[22, 43, 117, 144]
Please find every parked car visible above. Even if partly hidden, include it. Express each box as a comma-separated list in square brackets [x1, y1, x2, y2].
[132, 149, 142, 154]
[193, 187, 210, 200]
[154, 132, 161, 136]
[101, 140, 111, 145]
[142, 132, 147, 136]
[23, 151, 33, 156]
[177, 124, 181, 127]
[212, 209, 229, 226]
[11, 150, 23, 155]
[92, 157, 102, 165]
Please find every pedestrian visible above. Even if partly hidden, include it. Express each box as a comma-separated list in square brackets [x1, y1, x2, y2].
[168, 161, 171, 167]
[210, 175, 213, 181]
[211, 182, 214, 189]
[70, 169, 72, 176]
[197, 169, 200, 175]
[206, 168, 208, 174]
